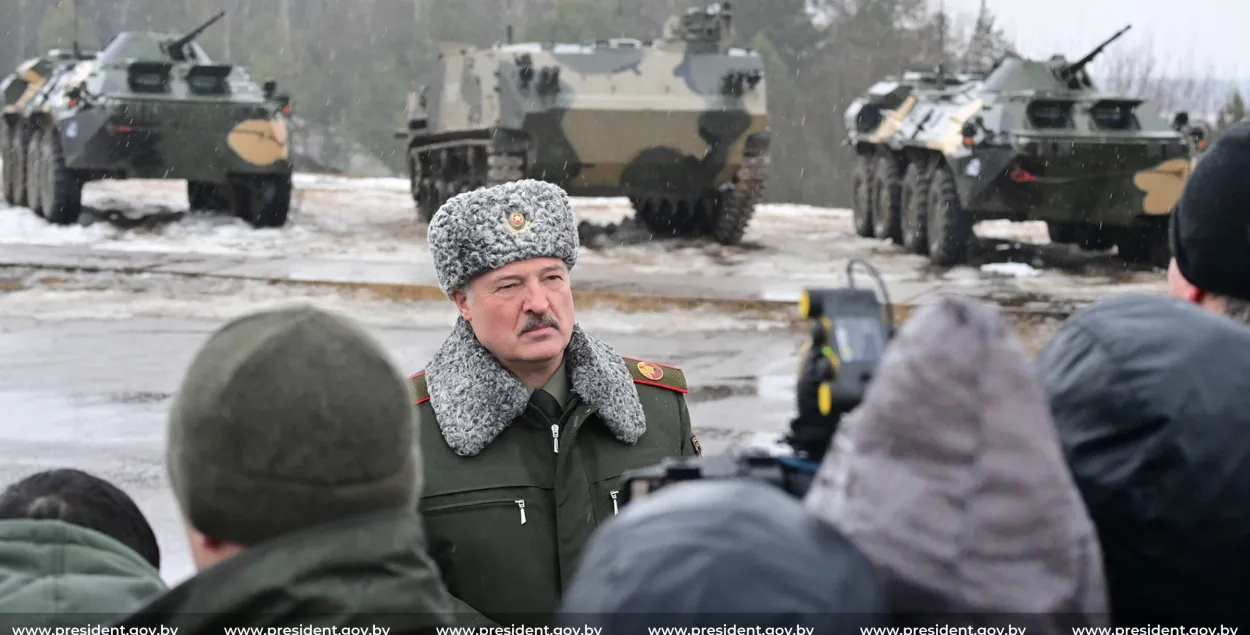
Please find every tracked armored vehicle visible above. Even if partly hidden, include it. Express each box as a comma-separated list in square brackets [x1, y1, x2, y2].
[1, 11, 294, 227]
[398, 2, 770, 245]
[845, 25, 1193, 268]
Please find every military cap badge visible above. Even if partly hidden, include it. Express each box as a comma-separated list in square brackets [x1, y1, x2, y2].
[506, 210, 531, 233]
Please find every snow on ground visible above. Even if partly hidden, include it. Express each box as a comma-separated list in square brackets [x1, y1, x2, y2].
[0, 269, 790, 334]
[0, 171, 1166, 301]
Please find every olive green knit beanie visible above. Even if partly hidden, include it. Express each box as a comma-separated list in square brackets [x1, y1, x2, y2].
[166, 304, 419, 546]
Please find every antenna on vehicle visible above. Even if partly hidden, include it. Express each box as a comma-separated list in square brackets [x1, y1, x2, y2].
[72, 0, 81, 58]
[505, 0, 514, 44]
[936, 0, 947, 82]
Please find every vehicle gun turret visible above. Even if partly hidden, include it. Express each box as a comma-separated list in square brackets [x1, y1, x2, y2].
[1055, 24, 1131, 86]
[167, 10, 226, 58]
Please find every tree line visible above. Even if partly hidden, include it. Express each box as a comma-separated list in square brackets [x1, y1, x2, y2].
[2, 0, 1244, 207]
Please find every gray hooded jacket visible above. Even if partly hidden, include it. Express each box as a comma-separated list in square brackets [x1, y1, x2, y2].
[804, 295, 1109, 631]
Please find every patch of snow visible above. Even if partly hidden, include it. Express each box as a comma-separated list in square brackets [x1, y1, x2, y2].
[975, 220, 1051, 244]
[292, 173, 410, 192]
[981, 262, 1043, 278]
[736, 431, 794, 457]
[756, 204, 848, 219]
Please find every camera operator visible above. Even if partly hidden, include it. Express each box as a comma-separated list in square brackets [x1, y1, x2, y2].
[804, 294, 1108, 632]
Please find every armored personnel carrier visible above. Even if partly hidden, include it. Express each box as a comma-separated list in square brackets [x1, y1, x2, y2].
[1, 11, 294, 227]
[398, 2, 770, 245]
[844, 68, 985, 242]
[845, 25, 1192, 268]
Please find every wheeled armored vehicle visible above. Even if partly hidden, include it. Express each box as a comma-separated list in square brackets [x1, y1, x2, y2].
[398, 2, 770, 245]
[1, 11, 294, 227]
[845, 25, 1193, 268]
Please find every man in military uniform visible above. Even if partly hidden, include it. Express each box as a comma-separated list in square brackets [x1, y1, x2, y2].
[409, 179, 700, 626]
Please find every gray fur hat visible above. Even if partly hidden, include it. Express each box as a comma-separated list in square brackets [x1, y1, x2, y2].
[427, 179, 579, 295]
[166, 304, 420, 547]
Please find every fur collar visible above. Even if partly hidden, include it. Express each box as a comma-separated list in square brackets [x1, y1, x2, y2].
[424, 317, 646, 457]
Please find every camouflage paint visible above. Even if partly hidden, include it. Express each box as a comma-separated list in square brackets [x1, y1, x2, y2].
[1132, 157, 1192, 216]
[2, 29, 291, 182]
[865, 95, 917, 144]
[848, 57, 1195, 228]
[418, 38, 767, 199]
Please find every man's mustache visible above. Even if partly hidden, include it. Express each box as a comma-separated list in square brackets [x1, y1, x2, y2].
[520, 312, 559, 334]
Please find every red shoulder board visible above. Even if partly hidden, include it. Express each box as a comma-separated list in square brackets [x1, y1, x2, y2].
[622, 357, 688, 393]
[408, 371, 431, 405]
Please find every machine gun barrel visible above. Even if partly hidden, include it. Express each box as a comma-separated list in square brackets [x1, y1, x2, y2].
[171, 10, 226, 51]
[1059, 24, 1131, 80]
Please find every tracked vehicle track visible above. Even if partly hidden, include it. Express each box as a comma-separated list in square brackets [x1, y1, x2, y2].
[409, 140, 526, 223]
[629, 152, 770, 245]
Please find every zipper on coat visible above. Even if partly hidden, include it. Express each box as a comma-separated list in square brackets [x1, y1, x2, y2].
[551, 424, 560, 454]
[610, 490, 619, 515]
[516, 499, 527, 524]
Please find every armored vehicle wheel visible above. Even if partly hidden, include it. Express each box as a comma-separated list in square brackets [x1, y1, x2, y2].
[39, 128, 83, 225]
[414, 180, 440, 223]
[1080, 228, 1116, 251]
[188, 181, 226, 211]
[636, 198, 704, 238]
[851, 155, 874, 238]
[1049, 222, 1114, 251]
[1046, 222, 1076, 244]
[925, 167, 973, 267]
[1115, 225, 1169, 269]
[1, 124, 16, 205]
[900, 161, 931, 255]
[871, 154, 903, 244]
[26, 127, 44, 218]
[14, 124, 30, 208]
[229, 175, 291, 228]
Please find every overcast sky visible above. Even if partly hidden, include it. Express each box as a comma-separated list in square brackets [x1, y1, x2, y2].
[939, 0, 1248, 80]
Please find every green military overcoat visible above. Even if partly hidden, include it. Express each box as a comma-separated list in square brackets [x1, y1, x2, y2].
[409, 319, 700, 627]
[115, 507, 457, 634]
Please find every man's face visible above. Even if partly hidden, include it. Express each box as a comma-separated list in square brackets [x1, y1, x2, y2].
[453, 257, 575, 366]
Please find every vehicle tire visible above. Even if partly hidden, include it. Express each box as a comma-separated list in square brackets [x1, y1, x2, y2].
[187, 181, 224, 211]
[1115, 225, 1169, 269]
[40, 128, 83, 225]
[1047, 222, 1077, 244]
[871, 153, 903, 244]
[1075, 225, 1115, 251]
[900, 161, 931, 255]
[26, 126, 44, 217]
[925, 166, 973, 267]
[231, 174, 291, 228]
[851, 154, 874, 238]
[14, 123, 29, 208]
[1, 124, 15, 205]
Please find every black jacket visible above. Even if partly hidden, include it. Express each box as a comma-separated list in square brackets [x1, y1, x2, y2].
[1036, 294, 1250, 627]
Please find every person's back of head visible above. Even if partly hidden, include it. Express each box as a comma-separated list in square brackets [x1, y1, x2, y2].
[558, 478, 888, 633]
[168, 304, 421, 570]
[0, 468, 166, 628]
[1036, 293, 1250, 627]
[805, 294, 1108, 633]
[1167, 120, 1250, 323]
[0, 467, 160, 569]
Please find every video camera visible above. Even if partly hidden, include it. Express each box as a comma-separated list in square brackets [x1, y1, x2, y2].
[617, 259, 897, 504]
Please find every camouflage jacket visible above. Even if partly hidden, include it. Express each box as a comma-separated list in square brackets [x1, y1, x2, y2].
[409, 319, 699, 627]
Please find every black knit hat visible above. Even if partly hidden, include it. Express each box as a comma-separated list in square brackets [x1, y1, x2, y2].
[166, 305, 420, 547]
[1170, 121, 1250, 300]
